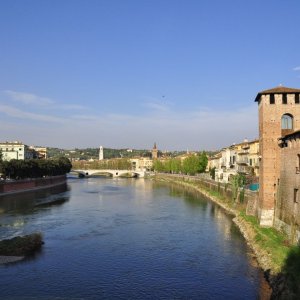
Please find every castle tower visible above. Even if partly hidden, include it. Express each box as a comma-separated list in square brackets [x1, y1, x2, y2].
[99, 146, 104, 160]
[152, 142, 158, 159]
[255, 86, 300, 226]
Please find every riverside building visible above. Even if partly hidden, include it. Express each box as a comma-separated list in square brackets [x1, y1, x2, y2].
[0, 141, 47, 161]
[255, 86, 300, 227]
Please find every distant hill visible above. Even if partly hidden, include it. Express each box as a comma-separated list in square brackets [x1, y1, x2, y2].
[47, 147, 218, 160]
[47, 147, 152, 160]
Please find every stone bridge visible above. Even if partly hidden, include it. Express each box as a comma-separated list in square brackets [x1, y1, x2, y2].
[70, 169, 145, 178]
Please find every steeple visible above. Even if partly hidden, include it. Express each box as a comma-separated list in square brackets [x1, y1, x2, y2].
[152, 142, 158, 159]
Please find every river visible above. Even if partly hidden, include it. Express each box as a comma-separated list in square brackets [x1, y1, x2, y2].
[0, 177, 271, 299]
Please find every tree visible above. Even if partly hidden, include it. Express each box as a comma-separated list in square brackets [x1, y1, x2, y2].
[209, 167, 216, 180]
[198, 151, 208, 173]
[230, 174, 246, 202]
[0, 149, 3, 161]
[182, 155, 199, 175]
[0, 158, 72, 179]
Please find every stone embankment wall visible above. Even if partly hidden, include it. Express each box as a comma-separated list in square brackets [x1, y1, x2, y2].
[157, 173, 259, 215]
[0, 175, 67, 195]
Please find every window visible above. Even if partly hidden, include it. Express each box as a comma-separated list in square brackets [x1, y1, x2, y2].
[296, 94, 300, 104]
[282, 94, 287, 104]
[294, 189, 299, 203]
[250, 159, 252, 166]
[270, 94, 275, 104]
[281, 114, 293, 129]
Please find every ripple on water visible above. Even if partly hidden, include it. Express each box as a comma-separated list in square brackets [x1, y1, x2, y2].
[0, 178, 270, 299]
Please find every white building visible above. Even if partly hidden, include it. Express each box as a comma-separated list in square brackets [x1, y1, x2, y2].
[0, 141, 34, 161]
[130, 158, 153, 171]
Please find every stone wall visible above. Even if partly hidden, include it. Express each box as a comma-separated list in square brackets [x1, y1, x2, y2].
[157, 173, 258, 216]
[0, 175, 67, 195]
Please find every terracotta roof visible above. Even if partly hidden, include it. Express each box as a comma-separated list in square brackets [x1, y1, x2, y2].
[255, 86, 300, 102]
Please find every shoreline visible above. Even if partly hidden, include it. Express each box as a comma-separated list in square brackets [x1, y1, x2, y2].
[0, 175, 67, 197]
[154, 174, 279, 274]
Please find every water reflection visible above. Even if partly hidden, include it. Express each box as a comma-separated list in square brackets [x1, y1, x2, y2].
[0, 183, 69, 214]
[0, 184, 69, 239]
[0, 178, 271, 299]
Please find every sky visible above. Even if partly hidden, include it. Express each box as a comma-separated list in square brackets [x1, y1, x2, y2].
[1, 0, 300, 151]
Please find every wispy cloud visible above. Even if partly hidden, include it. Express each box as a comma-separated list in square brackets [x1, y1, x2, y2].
[293, 66, 300, 71]
[3, 90, 87, 111]
[0, 104, 65, 123]
[70, 114, 98, 121]
[4, 90, 54, 105]
[0, 95, 258, 150]
[143, 102, 169, 112]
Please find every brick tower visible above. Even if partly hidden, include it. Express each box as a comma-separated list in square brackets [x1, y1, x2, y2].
[255, 86, 300, 226]
[152, 142, 158, 159]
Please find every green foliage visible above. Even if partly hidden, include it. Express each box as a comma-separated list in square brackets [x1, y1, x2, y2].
[198, 151, 208, 173]
[72, 158, 131, 170]
[182, 155, 199, 175]
[153, 152, 208, 176]
[282, 245, 300, 295]
[230, 174, 246, 202]
[0, 157, 72, 179]
[240, 211, 290, 270]
[47, 147, 153, 160]
[209, 167, 216, 180]
[0, 149, 2, 162]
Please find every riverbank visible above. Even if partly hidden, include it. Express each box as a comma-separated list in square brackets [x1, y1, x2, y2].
[154, 174, 300, 299]
[0, 175, 67, 196]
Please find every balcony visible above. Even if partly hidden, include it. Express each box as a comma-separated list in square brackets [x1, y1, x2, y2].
[238, 150, 249, 155]
[237, 158, 249, 165]
[238, 166, 253, 174]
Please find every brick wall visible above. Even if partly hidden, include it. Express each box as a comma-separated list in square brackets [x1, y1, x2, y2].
[0, 175, 66, 194]
[258, 93, 300, 226]
[276, 138, 300, 243]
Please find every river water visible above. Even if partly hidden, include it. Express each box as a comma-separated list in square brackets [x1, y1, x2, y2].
[0, 177, 271, 299]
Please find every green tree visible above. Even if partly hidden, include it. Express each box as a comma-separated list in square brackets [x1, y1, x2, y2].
[182, 155, 199, 175]
[209, 167, 216, 180]
[230, 174, 246, 202]
[198, 151, 208, 173]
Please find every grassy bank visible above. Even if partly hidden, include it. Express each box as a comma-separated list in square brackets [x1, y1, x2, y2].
[154, 175, 291, 272]
[155, 174, 300, 298]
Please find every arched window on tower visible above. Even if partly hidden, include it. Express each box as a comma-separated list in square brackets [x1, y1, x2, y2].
[281, 114, 294, 136]
[281, 114, 293, 129]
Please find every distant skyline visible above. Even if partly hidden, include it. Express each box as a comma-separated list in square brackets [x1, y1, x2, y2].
[1, 0, 300, 150]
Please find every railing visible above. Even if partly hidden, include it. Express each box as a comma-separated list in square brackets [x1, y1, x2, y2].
[237, 158, 249, 164]
[238, 150, 249, 155]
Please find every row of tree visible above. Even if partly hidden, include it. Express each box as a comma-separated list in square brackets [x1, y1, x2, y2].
[72, 158, 132, 170]
[0, 157, 72, 179]
[153, 152, 208, 175]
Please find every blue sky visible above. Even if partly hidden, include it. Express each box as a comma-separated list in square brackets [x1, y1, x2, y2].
[1, 0, 300, 150]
